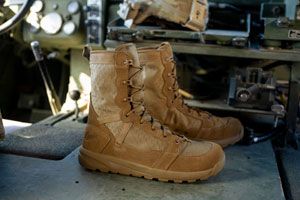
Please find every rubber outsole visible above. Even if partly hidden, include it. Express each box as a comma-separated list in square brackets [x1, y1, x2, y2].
[78, 147, 225, 183]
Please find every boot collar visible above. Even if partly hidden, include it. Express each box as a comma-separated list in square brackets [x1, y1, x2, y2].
[138, 42, 174, 63]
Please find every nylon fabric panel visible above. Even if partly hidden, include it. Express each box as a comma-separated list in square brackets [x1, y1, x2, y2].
[169, 143, 224, 172]
[124, 126, 166, 151]
[90, 63, 121, 123]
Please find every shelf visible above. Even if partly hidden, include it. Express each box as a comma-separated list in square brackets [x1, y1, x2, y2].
[184, 99, 284, 117]
[105, 39, 300, 62]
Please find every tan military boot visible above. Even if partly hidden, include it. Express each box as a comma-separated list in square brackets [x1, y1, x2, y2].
[118, 0, 208, 31]
[138, 42, 244, 148]
[79, 43, 225, 183]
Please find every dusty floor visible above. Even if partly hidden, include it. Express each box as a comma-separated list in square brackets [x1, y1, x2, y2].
[0, 142, 284, 200]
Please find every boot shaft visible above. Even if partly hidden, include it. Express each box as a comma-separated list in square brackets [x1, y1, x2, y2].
[138, 43, 177, 120]
[86, 43, 184, 147]
[89, 44, 144, 124]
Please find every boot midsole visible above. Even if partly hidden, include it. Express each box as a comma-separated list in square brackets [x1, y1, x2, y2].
[79, 146, 225, 181]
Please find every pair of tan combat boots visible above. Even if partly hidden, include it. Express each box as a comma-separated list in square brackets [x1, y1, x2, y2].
[79, 42, 244, 183]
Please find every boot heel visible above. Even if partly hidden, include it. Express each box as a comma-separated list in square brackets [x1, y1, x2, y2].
[78, 148, 110, 172]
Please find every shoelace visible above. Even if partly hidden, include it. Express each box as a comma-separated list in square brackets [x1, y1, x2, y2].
[123, 59, 188, 143]
[166, 57, 212, 119]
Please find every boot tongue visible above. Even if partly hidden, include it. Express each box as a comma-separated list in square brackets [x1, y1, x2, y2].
[117, 43, 145, 113]
[158, 42, 174, 59]
[158, 42, 176, 78]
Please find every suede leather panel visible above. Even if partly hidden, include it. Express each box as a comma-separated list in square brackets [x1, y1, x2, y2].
[124, 126, 166, 151]
[90, 51, 115, 64]
[102, 142, 164, 167]
[152, 141, 187, 170]
[169, 142, 224, 172]
[181, 140, 212, 156]
[164, 108, 202, 138]
[83, 104, 112, 153]
[90, 63, 121, 123]
[155, 0, 193, 24]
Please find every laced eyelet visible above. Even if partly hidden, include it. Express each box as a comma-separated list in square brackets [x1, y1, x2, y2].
[124, 59, 133, 65]
[165, 57, 172, 62]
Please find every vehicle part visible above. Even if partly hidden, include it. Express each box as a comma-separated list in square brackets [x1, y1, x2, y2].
[84, 0, 106, 45]
[67, 1, 80, 14]
[0, 0, 34, 34]
[262, 0, 300, 47]
[30, 0, 44, 13]
[69, 90, 80, 120]
[30, 41, 61, 115]
[63, 21, 76, 35]
[40, 12, 63, 34]
[23, 0, 86, 49]
[241, 122, 284, 145]
[228, 67, 277, 110]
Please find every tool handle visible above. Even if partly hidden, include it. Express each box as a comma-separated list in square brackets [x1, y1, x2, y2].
[30, 41, 62, 114]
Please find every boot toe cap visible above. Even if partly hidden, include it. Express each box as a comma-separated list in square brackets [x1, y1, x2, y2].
[198, 117, 244, 147]
[168, 141, 225, 173]
[222, 117, 244, 142]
